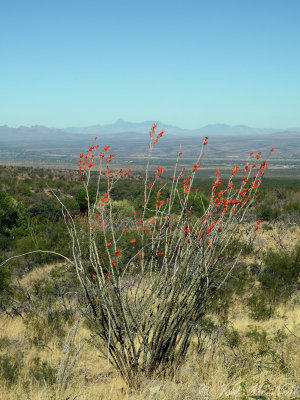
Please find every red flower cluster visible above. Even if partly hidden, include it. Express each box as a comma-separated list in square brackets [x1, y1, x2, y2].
[149, 123, 165, 145]
[254, 219, 262, 229]
[203, 136, 208, 145]
[155, 166, 165, 177]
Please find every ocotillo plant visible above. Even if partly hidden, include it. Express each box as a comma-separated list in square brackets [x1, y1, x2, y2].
[54, 126, 274, 387]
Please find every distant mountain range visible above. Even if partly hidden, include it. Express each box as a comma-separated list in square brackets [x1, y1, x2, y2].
[1, 120, 300, 139]
[63, 119, 300, 136]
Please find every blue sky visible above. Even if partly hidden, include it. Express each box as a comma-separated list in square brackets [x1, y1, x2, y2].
[1, 0, 300, 129]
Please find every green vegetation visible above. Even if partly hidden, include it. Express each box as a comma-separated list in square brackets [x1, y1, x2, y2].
[0, 166, 299, 399]
[1, 167, 300, 301]
[248, 245, 300, 320]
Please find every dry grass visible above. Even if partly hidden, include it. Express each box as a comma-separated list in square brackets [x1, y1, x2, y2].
[254, 223, 300, 251]
[1, 229, 299, 399]
[0, 297, 299, 400]
[18, 263, 55, 290]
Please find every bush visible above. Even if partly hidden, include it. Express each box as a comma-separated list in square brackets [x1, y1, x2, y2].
[75, 187, 98, 212]
[0, 263, 10, 294]
[60, 126, 271, 387]
[261, 245, 300, 300]
[30, 357, 56, 386]
[0, 354, 22, 385]
[0, 191, 27, 238]
[283, 201, 300, 214]
[255, 202, 280, 221]
[28, 198, 61, 219]
[14, 219, 71, 272]
[248, 245, 300, 320]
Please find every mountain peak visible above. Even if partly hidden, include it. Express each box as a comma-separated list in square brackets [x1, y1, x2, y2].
[115, 118, 125, 124]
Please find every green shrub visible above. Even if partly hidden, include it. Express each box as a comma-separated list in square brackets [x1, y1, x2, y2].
[28, 198, 60, 219]
[75, 187, 97, 212]
[225, 238, 254, 258]
[255, 202, 280, 221]
[0, 337, 10, 350]
[248, 245, 300, 320]
[0, 354, 22, 385]
[224, 327, 242, 349]
[30, 357, 56, 386]
[15, 219, 71, 272]
[0, 191, 28, 238]
[283, 201, 300, 214]
[261, 246, 300, 302]
[0, 263, 11, 294]
[247, 293, 275, 320]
